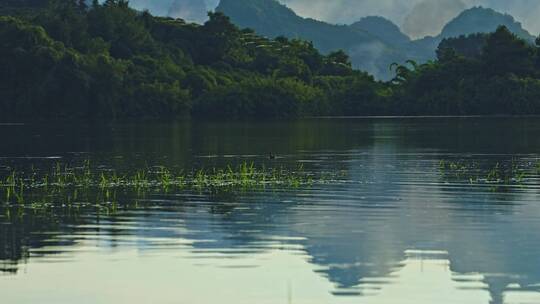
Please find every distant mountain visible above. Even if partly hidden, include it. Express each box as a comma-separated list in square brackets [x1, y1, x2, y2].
[411, 6, 536, 60]
[216, 0, 405, 79]
[217, 0, 536, 79]
[440, 6, 535, 42]
[350, 16, 410, 47]
[216, 0, 378, 52]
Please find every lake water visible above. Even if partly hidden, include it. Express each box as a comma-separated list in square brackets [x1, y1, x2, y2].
[1, 118, 540, 304]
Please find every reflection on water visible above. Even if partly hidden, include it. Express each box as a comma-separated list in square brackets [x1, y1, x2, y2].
[1, 118, 540, 304]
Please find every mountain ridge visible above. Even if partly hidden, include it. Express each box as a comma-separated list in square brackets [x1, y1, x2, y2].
[350, 16, 411, 47]
[217, 0, 537, 79]
[216, 0, 405, 79]
[441, 6, 534, 41]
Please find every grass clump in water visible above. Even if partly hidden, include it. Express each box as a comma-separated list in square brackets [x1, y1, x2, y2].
[0, 161, 329, 215]
[438, 159, 532, 185]
[0, 161, 318, 190]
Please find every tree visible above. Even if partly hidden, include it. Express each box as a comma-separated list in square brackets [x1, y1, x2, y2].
[327, 50, 351, 67]
[482, 26, 535, 76]
[390, 60, 418, 85]
[437, 33, 488, 61]
[196, 12, 241, 64]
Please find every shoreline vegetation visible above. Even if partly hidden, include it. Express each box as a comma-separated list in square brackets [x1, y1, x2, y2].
[3, 1, 540, 120]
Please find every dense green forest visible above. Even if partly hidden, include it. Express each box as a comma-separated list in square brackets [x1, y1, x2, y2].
[2, 0, 540, 120]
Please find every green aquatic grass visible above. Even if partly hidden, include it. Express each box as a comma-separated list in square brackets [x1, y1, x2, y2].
[0, 161, 337, 217]
[438, 159, 536, 185]
[0, 162, 316, 190]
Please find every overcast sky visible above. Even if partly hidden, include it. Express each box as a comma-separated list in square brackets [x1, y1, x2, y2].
[128, 0, 540, 38]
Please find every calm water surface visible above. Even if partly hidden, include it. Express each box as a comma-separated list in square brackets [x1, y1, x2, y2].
[1, 118, 540, 304]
